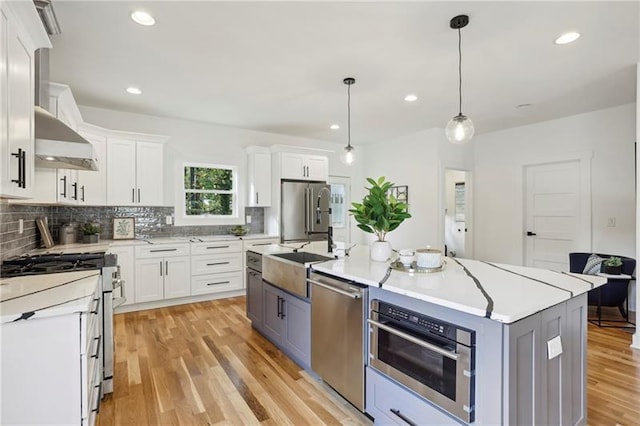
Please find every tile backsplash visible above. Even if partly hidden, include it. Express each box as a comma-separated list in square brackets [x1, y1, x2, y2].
[0, 202, 265, 260]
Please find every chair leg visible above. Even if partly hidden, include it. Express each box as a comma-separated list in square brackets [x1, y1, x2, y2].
[619, 304, 627, 320]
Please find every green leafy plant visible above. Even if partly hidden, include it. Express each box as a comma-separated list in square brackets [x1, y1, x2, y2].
[231, 225, 248, 236]
[81, 222, 100, 235]
[604, 256, 623, 267]
[349, 176, 411, 242]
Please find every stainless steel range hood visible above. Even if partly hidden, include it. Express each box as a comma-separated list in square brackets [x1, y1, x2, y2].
[34, 106, 97, 170]
[32, 2, 97, 171]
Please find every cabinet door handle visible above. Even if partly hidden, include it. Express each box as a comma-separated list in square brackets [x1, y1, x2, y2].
[389, 409, 417, 426]
[81, 185, 85, 202]
[280, 298, 286, 319]
[138, 188, 141, 203]
[91, 335, 102, 359]
[206, 245, 229, 249]
[276, 296, 282, 318]
[71, 182, 78, 200]
[165, 261, 168, 275]
[207, 281, 230, 286]
[160, 261, 163, 276]
[206, 261, 230, 266]
[132, 188, 135, 203]
[60, 175, 67, 198]
[256, 192, 259, 204]
[11, 149, 23, 188]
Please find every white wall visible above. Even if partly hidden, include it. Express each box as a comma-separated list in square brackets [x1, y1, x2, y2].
[361, 128, 473, 250]
[80, 105, 364, 234]
[473, 103, 636, 266]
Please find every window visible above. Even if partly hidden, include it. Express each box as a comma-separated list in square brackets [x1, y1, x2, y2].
[182, 163, 238, 220]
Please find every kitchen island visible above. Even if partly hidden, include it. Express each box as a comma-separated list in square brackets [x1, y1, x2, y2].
[250, 243, 606, 425]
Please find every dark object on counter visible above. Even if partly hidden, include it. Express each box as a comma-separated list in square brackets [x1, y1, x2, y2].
[569, 252, 636, 327]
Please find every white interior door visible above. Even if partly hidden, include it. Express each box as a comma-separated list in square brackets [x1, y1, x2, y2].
[329, 176, 351, 245]
[524, 160, 590, 271]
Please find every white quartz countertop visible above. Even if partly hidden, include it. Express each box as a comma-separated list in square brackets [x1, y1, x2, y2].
[309, 246, 607, 324]
[24, 234, 279, 255]
[0, 270, 100, 324]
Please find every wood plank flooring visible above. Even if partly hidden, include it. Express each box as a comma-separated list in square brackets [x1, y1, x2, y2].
[97, 297, 640, 425]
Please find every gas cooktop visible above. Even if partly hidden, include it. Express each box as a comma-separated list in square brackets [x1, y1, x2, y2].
[1, 252, 108, 278]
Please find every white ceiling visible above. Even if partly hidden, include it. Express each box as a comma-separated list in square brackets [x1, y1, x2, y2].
[49, 1, 639, 145]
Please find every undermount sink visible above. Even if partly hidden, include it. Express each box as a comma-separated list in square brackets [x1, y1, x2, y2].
[271, 251, 333, 264]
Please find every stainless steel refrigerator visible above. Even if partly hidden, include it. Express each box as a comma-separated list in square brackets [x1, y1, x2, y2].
[281, 180, 331, 242]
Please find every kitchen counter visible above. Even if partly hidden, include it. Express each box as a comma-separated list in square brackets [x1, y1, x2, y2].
[0, 270, 100, 323]
[305, 245, 606, 324]
[24, 234, 279, 255]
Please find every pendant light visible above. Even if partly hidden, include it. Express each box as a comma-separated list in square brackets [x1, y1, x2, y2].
[340, 77, 356, 165]
[445, 15, 474, 145]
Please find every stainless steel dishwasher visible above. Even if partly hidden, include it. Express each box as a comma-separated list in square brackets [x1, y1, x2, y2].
[308, 271, 368, 411]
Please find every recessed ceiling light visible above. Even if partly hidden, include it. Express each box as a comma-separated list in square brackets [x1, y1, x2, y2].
[330, 124, 340, 130]
[516, 103, 532, 109]
[45, 156, 55, 161]
[555, 31, 580, 45]
[131, 11, 155, 26]
[126, 87, 142, 95]
[404, 94, 418, 102]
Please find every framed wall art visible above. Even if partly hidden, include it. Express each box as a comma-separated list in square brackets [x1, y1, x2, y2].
[113, 217, 135, 240]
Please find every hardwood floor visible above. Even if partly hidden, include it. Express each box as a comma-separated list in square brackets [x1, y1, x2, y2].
[97, 297, 370, 425]
[97, 297, 640, 425]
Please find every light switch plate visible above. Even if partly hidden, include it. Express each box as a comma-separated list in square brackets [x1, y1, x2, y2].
[246, 215, 252, 224]
[165, 215, 173, 225]
[547, 335, 563, 360]
[18, 219, 23, 234]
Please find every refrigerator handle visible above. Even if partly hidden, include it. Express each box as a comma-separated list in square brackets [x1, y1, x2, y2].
[304, 187, 309, 233]
[308, 186, 315, 232]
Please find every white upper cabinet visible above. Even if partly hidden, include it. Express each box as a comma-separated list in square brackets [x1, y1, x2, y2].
[0, 3, 49, 199]
[246, 146, 272, 207]
[107, 137, 164, 206]
[280, 152, 328, 181]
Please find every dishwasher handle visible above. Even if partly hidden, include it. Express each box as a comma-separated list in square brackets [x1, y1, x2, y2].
[307, 278, 362, 299]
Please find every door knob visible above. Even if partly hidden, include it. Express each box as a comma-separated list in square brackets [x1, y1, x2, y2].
[526, 231, 537, 236]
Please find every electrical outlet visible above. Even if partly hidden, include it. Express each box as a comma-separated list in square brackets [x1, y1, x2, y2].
[547, 336, 563, 360]
[18, 219, 24, 234]
[246, 215, 252, 224]
[165, 215, 173, 225]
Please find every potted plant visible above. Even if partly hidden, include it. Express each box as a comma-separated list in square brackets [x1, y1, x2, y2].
[81, 222, 101, 244]
[601, 256, 623, 275]
[349, 176, 412, 261]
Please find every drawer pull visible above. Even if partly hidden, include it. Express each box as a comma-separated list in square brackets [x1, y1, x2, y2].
[91, 336, 101, 359]
[252, 242, 273, 246]
[206, 261, 230, 266]
[91, 383, 102, 413]
[90, 298, 100, 314]
[390, 409, 417, 426]
[206, 245, 229, 249]
[206, 281, 231, 286]
[149, 248, 178, 253]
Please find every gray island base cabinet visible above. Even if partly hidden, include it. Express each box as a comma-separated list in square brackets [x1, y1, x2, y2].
[367, 287, 587, 426]
[262, 281, 311, 369]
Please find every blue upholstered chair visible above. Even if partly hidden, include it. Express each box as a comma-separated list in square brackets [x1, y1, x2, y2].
[569, 252, 636, 326]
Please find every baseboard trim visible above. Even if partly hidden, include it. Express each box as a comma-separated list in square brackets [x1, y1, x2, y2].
[115, 290, 245, 314]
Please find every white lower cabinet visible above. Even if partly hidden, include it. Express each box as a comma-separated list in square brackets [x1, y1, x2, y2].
[0, 279, 102, 426]
[190, 241, 243, 296]
[134, 244, 191, 303]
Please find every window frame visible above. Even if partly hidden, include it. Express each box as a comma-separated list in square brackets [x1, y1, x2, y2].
[176, 161, 243, 226]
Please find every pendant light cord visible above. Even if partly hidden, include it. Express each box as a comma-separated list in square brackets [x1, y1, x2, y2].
[347, 83, 352, 148]
[457, 27, 463, 116]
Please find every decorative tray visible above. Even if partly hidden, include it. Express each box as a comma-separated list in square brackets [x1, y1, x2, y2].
[390, 259, 446, 274]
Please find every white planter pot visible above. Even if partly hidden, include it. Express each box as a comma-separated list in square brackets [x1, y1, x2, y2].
[371, 241, 392, 262]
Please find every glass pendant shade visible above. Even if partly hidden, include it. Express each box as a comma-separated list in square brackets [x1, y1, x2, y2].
[340, 145, 355, 165]
[445, 114, 474, 145]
